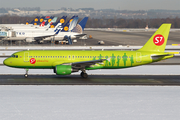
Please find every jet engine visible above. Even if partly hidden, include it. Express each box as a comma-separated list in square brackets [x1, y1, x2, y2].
[54, 65, 79, 75]
[25, 38, 35, 43]
[55, 65, 72, 75]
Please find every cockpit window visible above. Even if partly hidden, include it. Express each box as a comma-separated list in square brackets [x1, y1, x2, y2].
[11, 54, 18, 58]
[11, 55, 15, 58]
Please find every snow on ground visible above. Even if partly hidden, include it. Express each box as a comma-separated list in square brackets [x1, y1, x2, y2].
[0, 85, 180, 120]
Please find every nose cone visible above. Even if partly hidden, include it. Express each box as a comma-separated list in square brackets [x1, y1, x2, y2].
[3, 58, 11, 66]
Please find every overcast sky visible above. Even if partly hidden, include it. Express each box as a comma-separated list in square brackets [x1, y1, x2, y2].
[1, 0, 180, 10]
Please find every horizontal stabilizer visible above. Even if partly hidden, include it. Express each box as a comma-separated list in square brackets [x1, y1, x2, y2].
[151, 54, 173, 60]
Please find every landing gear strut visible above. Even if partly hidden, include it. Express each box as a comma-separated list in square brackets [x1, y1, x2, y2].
[80, 69, 88, 78]
[81, 72, 88, 78]
[24, 69, 29, 78]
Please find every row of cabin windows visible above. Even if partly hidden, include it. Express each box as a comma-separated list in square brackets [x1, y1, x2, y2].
[28, 56, 131, 59]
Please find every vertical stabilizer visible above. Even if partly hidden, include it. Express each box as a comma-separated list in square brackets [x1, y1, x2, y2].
[71, 17, 88, 33]
[137, 24, 171, 52]
[78, 17, 88, 31]
[69, 17, 79, 31]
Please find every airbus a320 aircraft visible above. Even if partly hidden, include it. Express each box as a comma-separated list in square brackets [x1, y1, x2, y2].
[3, 24, 173, 78]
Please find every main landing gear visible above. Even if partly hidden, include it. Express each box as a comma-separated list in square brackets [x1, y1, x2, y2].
[24, 69, 29, 78]
[80, 69, 88, 78]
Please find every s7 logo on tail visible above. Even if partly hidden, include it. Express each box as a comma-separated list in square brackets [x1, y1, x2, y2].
[153, 34, 164, 46]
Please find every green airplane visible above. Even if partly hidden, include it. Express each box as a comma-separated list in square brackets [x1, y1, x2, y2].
[3, 24, 173, 78]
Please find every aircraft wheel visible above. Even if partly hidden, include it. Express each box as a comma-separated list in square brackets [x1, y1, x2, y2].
[24, 74, 28, 78]
[81, 72, 88, 78]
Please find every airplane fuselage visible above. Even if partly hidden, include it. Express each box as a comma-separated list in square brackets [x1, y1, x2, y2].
[3, 50, 173, 69]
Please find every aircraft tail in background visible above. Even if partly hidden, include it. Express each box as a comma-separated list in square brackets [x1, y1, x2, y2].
[29, 16, 48, 25]
[68, 17, 79, 31]
[71, 17, 88, 33]
[78, 17, 88, 31]
[61, 16, 78, 32]
[137, 23, 171, 52]
[27, 16, 40, 25]
[50, 16, 67, 29]
[54, 15, 77, 32]
[45, 17, 58, 27]
[39, 16, 55, 27]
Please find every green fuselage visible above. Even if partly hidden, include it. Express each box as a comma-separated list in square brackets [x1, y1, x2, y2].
[4, 50, 173, 70]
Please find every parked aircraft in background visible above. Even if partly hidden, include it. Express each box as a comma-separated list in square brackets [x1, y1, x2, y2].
[3, 24, 173, 78]
[8, 16, 58, 30]
[0, 16, 57, 30]
[0, 16, 88, 44]
[0, 16, 50, 28]
[0, 16, 40, 28]
[49, 17, 88, 44]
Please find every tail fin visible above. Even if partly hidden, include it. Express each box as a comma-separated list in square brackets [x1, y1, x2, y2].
[46, 17, 58, 27]
[71, 17, 88, 33]
[53, 16, 67, 32]
[31, 16, 46, 25]
[51, 16, 67, 28]
[78, 17, 88, 31]
[47, 16, 55, 25]
[137, 23, 171, 52]
[26, 21, 29, 25]
[40, 17, 57, 27]
[69, 17, 79, 31]
[30, 16, 40, 24]
[39, 16, 45, 23]
[39, 21, 46, 27]
[60, 15, 77, 32]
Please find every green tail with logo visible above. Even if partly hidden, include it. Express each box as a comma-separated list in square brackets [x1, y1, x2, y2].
[137, 23, 171, 52]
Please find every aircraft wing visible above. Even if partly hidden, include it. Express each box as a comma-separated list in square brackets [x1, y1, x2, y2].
[74, 33, 87, 37]
[34, 34, 55, 40]
[34, 29, 60, 40]
[62, 59, 106, 69]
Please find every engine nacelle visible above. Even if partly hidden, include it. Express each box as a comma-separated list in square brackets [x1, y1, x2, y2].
[25, 38, 35, 43]
[55, 65, 72, 75]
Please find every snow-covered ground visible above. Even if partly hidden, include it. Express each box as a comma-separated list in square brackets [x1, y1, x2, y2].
[0, 85, 180, 120]
[1, 65, 180, 75]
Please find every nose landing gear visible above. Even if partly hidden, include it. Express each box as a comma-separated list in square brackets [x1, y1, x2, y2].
[24, 69, 29, 78]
